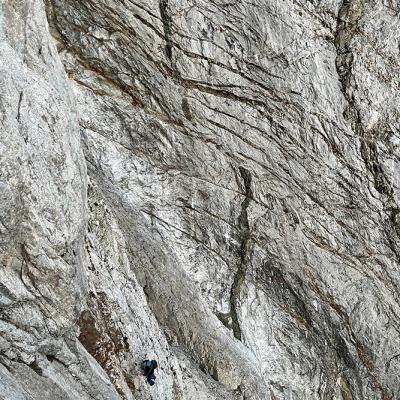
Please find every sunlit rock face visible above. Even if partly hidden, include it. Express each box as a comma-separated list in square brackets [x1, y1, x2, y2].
[1, 0, 400, 399]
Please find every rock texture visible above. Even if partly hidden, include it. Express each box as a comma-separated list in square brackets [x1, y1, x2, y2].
[1, 0, 400, 399]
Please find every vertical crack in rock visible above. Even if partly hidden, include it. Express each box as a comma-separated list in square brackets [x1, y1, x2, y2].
[159, 0, 174, 64]
[16, 91, 23, 123]
[229, 167, 253, 342]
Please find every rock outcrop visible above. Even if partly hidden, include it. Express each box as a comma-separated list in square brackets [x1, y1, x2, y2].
[1, 0, 400, 399]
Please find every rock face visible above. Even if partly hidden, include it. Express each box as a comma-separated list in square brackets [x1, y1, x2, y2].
[1, 0, 400, 398]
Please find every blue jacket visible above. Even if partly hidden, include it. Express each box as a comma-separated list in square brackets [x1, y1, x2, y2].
[144, 360, 156, 385]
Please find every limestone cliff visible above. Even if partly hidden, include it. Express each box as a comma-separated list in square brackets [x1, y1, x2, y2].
[1, 1, 400, 399]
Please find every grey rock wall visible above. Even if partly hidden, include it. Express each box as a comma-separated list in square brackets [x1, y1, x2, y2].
[1, 0, 400, 399]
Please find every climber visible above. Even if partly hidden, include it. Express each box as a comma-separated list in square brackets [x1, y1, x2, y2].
[143, 354, 158, 386]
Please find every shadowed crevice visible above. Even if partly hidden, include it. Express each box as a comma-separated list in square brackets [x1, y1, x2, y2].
[229, 166, 253, 341]
[159, 0, 174, 64]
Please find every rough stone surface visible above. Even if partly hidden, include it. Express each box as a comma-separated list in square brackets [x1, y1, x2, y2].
[1, 0, 400, 399]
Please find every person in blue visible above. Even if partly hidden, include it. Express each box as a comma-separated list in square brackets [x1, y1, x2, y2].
[143, 354, 158, 386]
